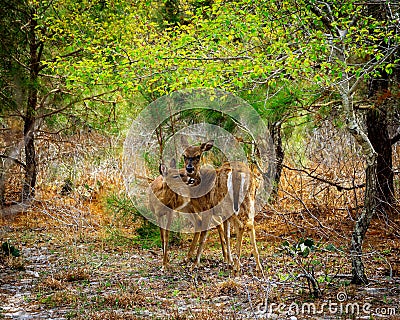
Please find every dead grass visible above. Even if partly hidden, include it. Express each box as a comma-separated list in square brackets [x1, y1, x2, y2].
[102, 290, 148, 309]
[213, 279, 243, 297]
[40, 290, 80, 307]
[38, 277, 66, 291]
[54, 267, 90, 282]
[1, 255, 25, 271]
[75, 311, 143, 320]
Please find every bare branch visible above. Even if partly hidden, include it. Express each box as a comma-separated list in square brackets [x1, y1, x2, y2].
[163, 55, 253, 61]
[38, 88, 62, 109]
[349, 44, 400, 94]
[283, 164, 365, 191]
[37, 88, 120, 119]
[0, 155, 26, 169]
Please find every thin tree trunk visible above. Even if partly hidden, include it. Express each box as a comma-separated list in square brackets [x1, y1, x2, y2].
[270, 121, 284, 201]
[22, 10, 39, 201]
[350, 158, 378, 284]
[341, 92, 378, 285]
[22, 116, 36, 201]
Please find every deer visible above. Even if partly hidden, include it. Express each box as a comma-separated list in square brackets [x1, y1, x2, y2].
[225, 161, 263, 276]
[182, 140, 264, 276]
[149, 159, 193, 271]
[180, 140, 229, 263]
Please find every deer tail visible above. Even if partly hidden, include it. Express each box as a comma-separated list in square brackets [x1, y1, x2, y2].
[228, 169, 245, 215]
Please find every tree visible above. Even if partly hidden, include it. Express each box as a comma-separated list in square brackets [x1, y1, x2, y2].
[365, 2, 398, 212]
[0, 0, 122, 208]
[303, 0, 399, 284]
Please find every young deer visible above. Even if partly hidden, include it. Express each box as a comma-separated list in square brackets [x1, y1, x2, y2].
[183, 142, 263, 275]
[225, 162, 263, 276]
[181, 140, 229, 264]
[149, 159, 192, 270]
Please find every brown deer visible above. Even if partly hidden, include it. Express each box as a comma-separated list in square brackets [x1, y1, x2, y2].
[181, 140, 229, 263]
[149, 159, 192, 270]
[183, 142, 263, 275]
[225, 162, 263, 275]
[184, 164, 229, 265]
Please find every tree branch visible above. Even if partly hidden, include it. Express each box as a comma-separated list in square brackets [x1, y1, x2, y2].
[163, 55, 253, 61]
[36, 88, 120, 119]
[283, 164, 365, 191]
[39, 48, 83, 71]
[0, 155, 26, 170]
[391, 132, 400, 145]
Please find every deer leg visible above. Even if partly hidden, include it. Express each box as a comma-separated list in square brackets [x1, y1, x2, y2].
[193, 210, 213, 266]
[158, 211, 168, 270]
[186, 232, 200, 262]
[160, 211, 173, 271]
[248, 220, 264, 277]
[213, 209, 227, 263]
[160, 225, 170, 271]
[193, 230, 208, 266]
[224, 219, 233, 267]
[162, 229, 170, 270]
[186, 212, 202, 262]
[217, 224, 228, 263]
[232, 216, 244, 276]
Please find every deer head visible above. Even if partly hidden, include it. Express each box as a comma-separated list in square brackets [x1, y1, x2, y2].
[158, 159, 194, 198]
[182, 140, 214, 178]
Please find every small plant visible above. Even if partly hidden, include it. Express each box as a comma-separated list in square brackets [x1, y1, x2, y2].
[1, 242, 20, 257]
[280, 238, 322, 298]
[105, 191, 182, 249]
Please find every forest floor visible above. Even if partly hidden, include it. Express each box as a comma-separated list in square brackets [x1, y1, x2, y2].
[1, 206, 400, 320]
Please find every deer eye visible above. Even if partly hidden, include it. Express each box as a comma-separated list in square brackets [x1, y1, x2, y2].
[195, 155, 200, 160]
[172, 175, 180, 179]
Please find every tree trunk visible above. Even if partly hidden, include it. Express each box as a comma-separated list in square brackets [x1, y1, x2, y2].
[22, 116, 36, 201]
[365, 0, 395, 212]
[270, 121, 284, 200]
[366, 108, 394, 212]
[22, 10, 39, 201]
[341, 93, 378, 285]
[350, 156, 378, 284]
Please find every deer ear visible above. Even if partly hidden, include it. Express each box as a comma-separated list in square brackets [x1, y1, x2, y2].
[201, 140, 214, 152]
[159, 164, 167, 176]
[169, 158, 176, 168]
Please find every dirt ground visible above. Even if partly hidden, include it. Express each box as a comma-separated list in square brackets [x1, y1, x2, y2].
[1, 208, 400, 320]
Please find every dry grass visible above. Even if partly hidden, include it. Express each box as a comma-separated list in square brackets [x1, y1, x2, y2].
[102, 290, 148, 309]
[38, 277, 66, 291]
[40, 290, 80, 307]
[54, 267, 90, 282]
[75, 311, 143, 320]
[214, 279, 243, 296]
